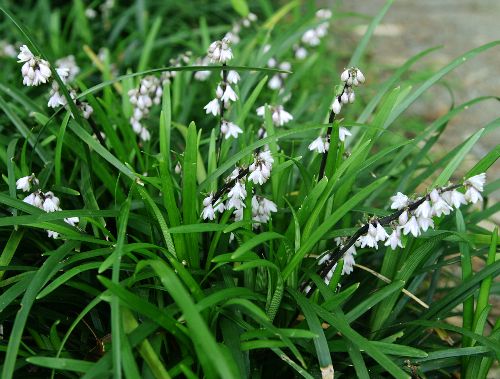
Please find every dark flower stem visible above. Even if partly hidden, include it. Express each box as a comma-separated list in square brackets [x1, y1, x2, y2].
[212, 167, 250, 204]
[216, 63, 228, 162]
[317, 82, 349, 181]
[300, 183, 462, 293]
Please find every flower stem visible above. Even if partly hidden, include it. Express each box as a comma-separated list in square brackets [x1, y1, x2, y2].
[301, 183, 462, 293]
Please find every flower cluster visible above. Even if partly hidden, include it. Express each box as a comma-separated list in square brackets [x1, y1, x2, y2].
[355, 173, 486, 252]
[294, 9, 332, 60]
[202, 149, 276, 226]
[129, 75, 163, 141]
[17, 45, 93, 118]
[17, 45, 51, 86]
[16, 174, 79, 239]
[128, 52, 191, 141]
[194, 14, 256, 82]
[308, 67, 365, 154]
[203, 39, 243, 140]
[207, 38, 233, 64]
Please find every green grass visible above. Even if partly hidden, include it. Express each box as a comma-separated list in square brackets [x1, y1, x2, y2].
[0, 1, 499, 378]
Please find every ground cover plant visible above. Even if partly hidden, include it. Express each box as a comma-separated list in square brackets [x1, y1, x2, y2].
[0, 0, 499, 378]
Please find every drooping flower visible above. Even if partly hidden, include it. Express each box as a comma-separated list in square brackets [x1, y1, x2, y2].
[417, 216, 434, 232]
[342, 246, 357, 275]
[16, 174, 39, 192]
[221, 120, 243, 139]
[42, 191, 61, 212]
[390, 192, 409, 210]
[207, 38, 233, 64]
[331, 98, 341, 114]
[415, 199, 432, 218]
[429, 189, 452, 217]
[402, 215, 420, 237]
[338, 127, 352, 142]
[385, 228, 403, 250]
[256, 105, 293, 127]
[374, 222, 389, 242]
[18, 45, 52, 86]
[464, 173, 486, 192]
[441, 189, 466, 209]
[248, 150, 274, 185]
[308, 136, 329, 153]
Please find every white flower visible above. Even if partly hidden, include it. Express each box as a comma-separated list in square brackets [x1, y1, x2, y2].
[465, 173, 486, 192]
[340, 69, 350, 82]
[23, 192, 43, 208]
[415, 200, 432, 218]
[64, 217, 80, 227]
[390, 192, 409, 210]
[47, 230, 59, 239]
[374, 222, 389, 242]
[398, 210, 409, 225]
[226, 70, 240, 84]
[48, 90, 66, 108]
[43, 192, 60, 212]
[16, 174, 38, 192]
[207, 38, 233, 63]
[356, 68, 365, 84]
[227, 181, 247, 210]
[55, 55, 80, 82]
[331, 98, 341, 114]
[338, 127, 351, 142]
[202, 200, 215, 220]
[342, 246, 356, 275]
[417, 216, 434, 232]
[316, 9, 332, 20]
[358, 224, 378, 249]
[175, 162, 182, 174]
[248, 150, 274, 185]
[221, 84, 238, 103]
[17, 45, 34, 62]
[85, 8, 97, 19]
[214, 200, 225, 213]
[294, 46, 308, 60]
[272, 105, 293, 126]
[257, 105, 293, 126]
[302, 29, 320, 46]
[268, 74, 282, 90]
[430, 189, 452, 217]
[465, 186, 482, 204]
[441, 189, 466, 209]
[252, 195, 277, 225]
[385, 229, 403, 250]
[204, 98, 220, 116]
[221, 120, 243, 139]
[139, 127, 150, 141]
[402, 216, 420, 237]
[308, 136, 329, 153]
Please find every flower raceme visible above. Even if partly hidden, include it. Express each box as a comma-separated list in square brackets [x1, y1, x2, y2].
[312, 174, 487, 289]
[359, 175, 486, 251]
[309, 67, 365, 156]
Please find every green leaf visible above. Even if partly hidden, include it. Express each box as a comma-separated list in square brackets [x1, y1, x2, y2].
[230, 0, 249, 17]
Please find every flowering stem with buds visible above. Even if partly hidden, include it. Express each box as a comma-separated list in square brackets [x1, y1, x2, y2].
[216, 63, 228, 161]
[318, 82, 351, 181]
[212, 166, 249, 204]
[300, 183, 462, 294]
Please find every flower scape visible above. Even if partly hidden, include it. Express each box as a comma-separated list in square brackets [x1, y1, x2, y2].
[0, 2, 498, 379]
